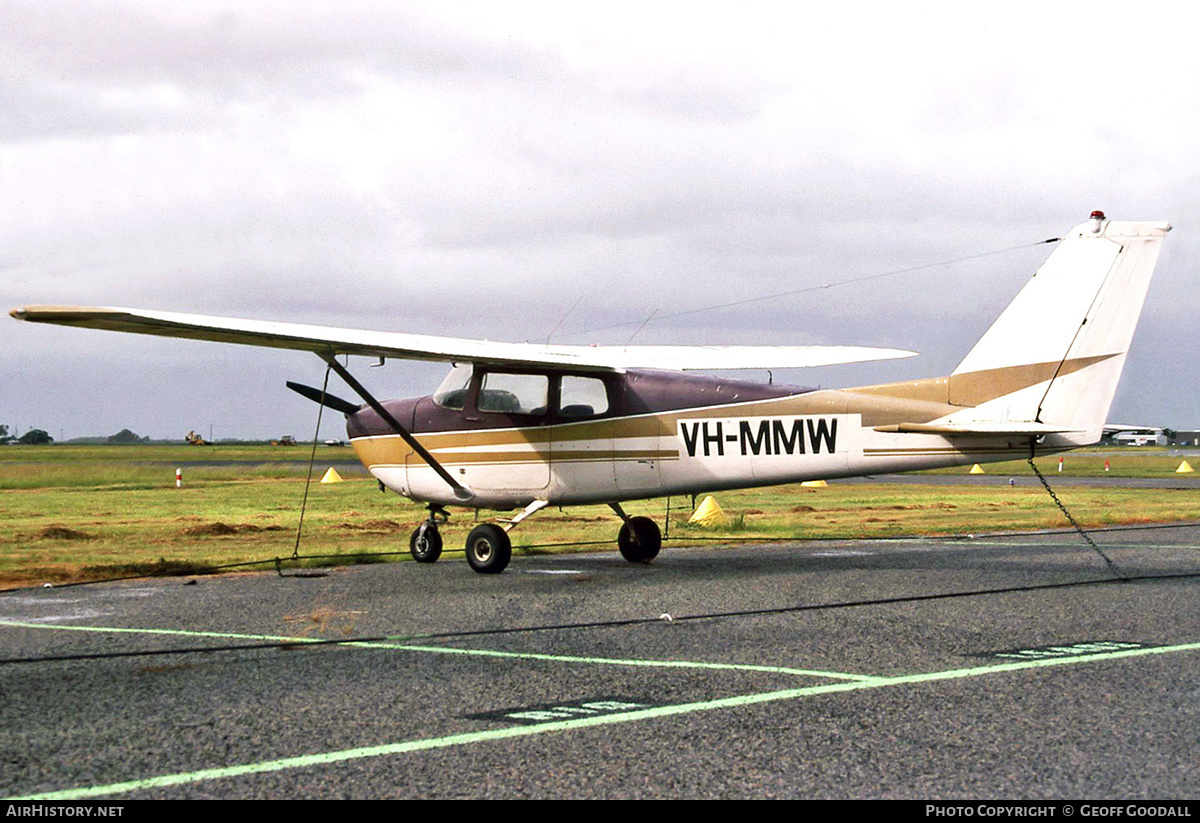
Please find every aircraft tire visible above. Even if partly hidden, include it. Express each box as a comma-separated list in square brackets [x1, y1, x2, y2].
[409, 524, 443, 563]
[618, 516, 661, 563]
[465, 524, 511, 574]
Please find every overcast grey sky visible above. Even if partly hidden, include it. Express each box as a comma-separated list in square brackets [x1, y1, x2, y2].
[3, 1, 1198, 441]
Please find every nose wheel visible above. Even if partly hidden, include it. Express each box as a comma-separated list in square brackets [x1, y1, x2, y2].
[409, 505, 448, 563]
[409, 522, 443, 563]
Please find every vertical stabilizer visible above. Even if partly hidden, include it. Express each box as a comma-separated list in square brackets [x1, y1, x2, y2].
[943, 215, 1169, 444]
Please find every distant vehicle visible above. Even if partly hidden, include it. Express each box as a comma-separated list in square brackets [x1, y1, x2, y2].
[1112, 432, 1168, 447]
[11, 214, 1170, 574]
[184, 430, 208, 446]
[271, 435, 297, 446]
[1103, 424, 1169, 446]
[324, 439, 348, 447]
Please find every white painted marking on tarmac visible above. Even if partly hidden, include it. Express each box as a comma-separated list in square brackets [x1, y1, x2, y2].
[994, 641, 1143, 660]
[0, 609, 111, 624]
[502, 701, 650, 723]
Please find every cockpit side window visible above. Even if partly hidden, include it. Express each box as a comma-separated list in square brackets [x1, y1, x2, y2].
[478, 372, 548, 416]
[432, 363, 473, 410]
[559, 375, 609, 418]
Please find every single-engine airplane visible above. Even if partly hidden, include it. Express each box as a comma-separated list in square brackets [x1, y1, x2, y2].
[10, 213, 1170, 573]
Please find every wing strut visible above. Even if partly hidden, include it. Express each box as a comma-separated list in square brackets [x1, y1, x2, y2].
[319, 353, 475, 502]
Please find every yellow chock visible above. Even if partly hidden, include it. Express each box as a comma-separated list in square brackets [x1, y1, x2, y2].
[320, 467, 344, 484]
[800, 479, 828, 487]
[688, 495, 729, 527]
[1177, 460, 1194, 474]
[969, 464, 985, 474]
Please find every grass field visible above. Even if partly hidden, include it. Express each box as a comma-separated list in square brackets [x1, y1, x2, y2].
[1, 444, 1198, 587]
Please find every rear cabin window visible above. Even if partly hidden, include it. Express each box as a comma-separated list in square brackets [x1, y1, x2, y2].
[559, 376, 609, 417]
[478, 372, 548, 416]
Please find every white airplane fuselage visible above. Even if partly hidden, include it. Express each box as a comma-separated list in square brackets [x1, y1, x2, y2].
[348, 367, 1080, 510]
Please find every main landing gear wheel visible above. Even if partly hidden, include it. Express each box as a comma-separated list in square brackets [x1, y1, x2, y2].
[465, 524, 512, 574]
[409, 522, 443, 563]
[618, 516, 661, 563]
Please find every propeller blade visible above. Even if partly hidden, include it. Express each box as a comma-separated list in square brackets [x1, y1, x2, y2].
[286, 381, 362, 415]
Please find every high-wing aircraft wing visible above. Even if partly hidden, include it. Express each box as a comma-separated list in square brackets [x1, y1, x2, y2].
[9, 305, 915, 372]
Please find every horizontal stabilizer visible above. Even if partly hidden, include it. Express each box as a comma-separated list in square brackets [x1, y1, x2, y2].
[9, 305, 915, 372]
[873, 422, 1082, 436]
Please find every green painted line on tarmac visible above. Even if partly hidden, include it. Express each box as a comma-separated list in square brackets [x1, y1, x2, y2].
[9, 634, 1200, 800]
[363, 643, 881, 681]
[0, 619, 876, 680]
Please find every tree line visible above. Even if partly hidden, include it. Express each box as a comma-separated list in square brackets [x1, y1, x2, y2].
[0, 426, 151, 445]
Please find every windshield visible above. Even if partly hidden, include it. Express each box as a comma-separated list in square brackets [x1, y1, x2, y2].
[432, 363, 472, 410]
